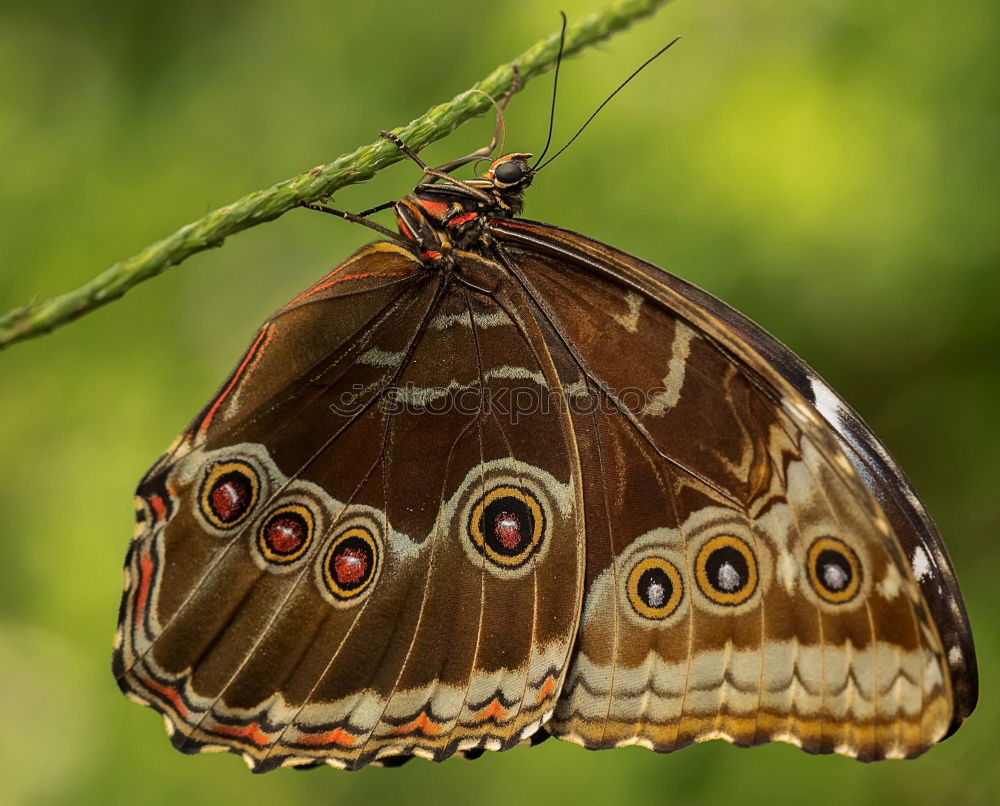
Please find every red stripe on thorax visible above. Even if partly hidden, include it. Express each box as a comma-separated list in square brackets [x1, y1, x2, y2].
[417, 199, 449, 219]
[447, 211, 478, 227]
[396, 217, 416, 241]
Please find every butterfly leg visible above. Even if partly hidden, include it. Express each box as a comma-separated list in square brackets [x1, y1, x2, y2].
[356, 200, 397, 217]
[297, 200, 407, 242]
[299, 197, 455, 269]
[379, 130, 493, 202]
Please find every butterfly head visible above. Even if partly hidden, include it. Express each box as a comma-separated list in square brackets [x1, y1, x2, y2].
[485, 153, 535, 193]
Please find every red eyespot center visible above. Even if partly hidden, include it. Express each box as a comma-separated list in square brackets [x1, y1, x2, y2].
[265, 516, 305, 555]
[495, 511, 523, 549]
[211, 479, 249, 523]
[334, 547, 368, 584]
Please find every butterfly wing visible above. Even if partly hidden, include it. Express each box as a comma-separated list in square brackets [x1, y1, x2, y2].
[114, 241, 585, 771]
[116, 215, 975, 769]
[490, 218, 976, 760]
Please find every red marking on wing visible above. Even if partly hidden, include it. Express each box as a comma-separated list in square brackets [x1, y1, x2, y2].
[287, 264, 352, 305]
[197, 324, 275, 437]
[135, 552, 154, 628]
[292, 269, 413, 307]
[420, 249, 443, 261]
[392, 710, 443, 737]
[447, 211, 478, 227]
[139, 675, 190, 720]
[493, 219, 537, 233]
[148, 494, 167, 522]
[213, 721, 272, 747]
[296, 727, 358, 747]
[241, 321, 275, 381]
[473, 697, 509, 724]
[535, 674, 556, 704]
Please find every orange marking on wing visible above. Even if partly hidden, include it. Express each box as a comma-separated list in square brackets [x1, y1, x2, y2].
[392, 710, 443, 737]
[197, 324, 274, 436]
[139, 675, 190, 719]
[535, 674, 556, 704]
[241, 323, 275, 382]
[291, 269, 413, 306]
[447, 211, 477, 227]
[288, 264, 353, 305]
[292, 271, 409, 302]
[296, 727, 358, 747]
[213, 721, 272, 747]
[473, 697, 509, 724]
[134, 552, 154, 627]
[148, 494, 167, 522]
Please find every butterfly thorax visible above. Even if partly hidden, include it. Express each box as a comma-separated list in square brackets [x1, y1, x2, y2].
[394, 153, 534, 266]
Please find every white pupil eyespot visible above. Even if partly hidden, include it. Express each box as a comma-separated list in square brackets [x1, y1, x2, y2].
[823, 563, 848, 590]
[647, 581, 666, 607]
[717, 562, 741, 591]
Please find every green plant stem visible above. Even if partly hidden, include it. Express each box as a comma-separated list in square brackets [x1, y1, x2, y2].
[0, 0, 671, 350]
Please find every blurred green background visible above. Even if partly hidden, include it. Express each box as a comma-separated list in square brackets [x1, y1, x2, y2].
[1, 0, 996, 803]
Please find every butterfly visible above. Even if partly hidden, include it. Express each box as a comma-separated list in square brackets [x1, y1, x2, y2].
[113, 40, 977, 773]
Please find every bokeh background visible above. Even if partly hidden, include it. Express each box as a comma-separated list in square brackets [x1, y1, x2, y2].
[1, 0, 996, 803]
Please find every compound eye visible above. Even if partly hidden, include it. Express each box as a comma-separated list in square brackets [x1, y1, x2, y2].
[493, 159, 525, 185]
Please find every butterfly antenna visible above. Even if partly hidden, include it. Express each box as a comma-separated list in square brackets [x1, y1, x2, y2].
[530, 12, 568, 170]
[535, 35, 682, 173]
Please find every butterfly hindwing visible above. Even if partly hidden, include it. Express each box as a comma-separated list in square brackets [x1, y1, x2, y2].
[492, 219, 963, 759]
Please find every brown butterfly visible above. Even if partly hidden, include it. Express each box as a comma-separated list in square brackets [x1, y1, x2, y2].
[113, 38, 976, 773]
